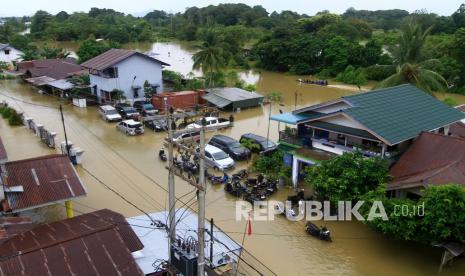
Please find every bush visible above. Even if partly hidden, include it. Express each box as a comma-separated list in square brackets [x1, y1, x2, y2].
[336, 66, 368, 87]
[8, 109, 23, 126]
[1, 107, 12, 118]
[305, 152, 390, 202]
[252, 151, 291, 181]
[442, 98, 458, 107]
[364, 65, 396, 81]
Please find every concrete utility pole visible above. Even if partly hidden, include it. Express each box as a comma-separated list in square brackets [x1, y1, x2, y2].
[197, 118, 207, 276]
[167, 103, 176, 262]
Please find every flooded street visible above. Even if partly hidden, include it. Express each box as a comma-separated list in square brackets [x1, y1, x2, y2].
[1, 42, 465, 275]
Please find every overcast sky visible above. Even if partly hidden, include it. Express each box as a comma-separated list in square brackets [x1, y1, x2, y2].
[1, 0, 463, 17]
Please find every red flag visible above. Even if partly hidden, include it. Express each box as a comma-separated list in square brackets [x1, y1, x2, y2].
[247, 216, 252, 236]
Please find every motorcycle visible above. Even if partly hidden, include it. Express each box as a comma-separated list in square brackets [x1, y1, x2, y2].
[305, 222, 332, 242]
[208, 173, 230, 185]
[158, 149, 167, 162]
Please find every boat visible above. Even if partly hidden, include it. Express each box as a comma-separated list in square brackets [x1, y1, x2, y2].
[305, 222, 332, 242]
[297, 78, 328, 86]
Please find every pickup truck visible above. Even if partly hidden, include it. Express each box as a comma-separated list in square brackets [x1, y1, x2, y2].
[186, 117, 230, 130]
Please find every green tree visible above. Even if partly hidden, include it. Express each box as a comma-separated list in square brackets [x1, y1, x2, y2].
[30, 10, 52, 37]
[40, 44, 70, 59]
[377, 23, 448, 93]
[77, 37, 117, 63]
[143, 80, 155, 99]
[305, 152, 390, 202]
[192, 30, 228, 88]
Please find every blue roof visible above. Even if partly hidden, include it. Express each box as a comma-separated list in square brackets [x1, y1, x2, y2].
[271, 112, 316, 124]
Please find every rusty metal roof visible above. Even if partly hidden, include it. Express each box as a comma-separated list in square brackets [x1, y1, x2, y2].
[16, 58, 84, 80]
[388, 132, 465, 190]
[0, 217, 33, 245]
[3, 154, 87, 212]
[0, 136, 6, 162]
[0, 209, 143, 276]
[81, 48, 169, 71]
[449, 122, 465, 139]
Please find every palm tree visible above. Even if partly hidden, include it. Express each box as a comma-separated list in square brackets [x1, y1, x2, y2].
[192, 30, 227, 88]
[376, 23, 447, 94]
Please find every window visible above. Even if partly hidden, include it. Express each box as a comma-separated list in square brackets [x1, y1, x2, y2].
[205, 152, 212, 159]
[4, 49, 10, 55]
[102, 67, 118, 78]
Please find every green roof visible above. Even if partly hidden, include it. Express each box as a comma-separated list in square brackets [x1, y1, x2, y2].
[341, 84, 465, 145]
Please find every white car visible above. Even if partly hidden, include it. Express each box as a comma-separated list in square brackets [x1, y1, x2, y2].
[99, 105, 122, 122]
[116, 119, 144, 135]
[204, 144, 235, 171]
[186, 117, 230, 129]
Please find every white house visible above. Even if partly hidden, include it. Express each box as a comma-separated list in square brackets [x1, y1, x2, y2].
[81, 48, 169, 104]
[0, 43, 23, 65]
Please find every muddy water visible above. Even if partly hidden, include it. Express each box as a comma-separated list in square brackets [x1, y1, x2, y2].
[1, 42, 465, 275]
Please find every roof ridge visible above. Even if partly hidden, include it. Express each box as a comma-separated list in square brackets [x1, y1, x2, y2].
[5, 154, 68, 165]
[343, 84, 413, 100]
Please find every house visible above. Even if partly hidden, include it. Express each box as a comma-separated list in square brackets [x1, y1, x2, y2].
[0, 143, 87, 216]
[127, 208, 242, 275]
[81, 48, 169, 104]
[388, 132, 465, 198]
[202, 87, 264, 110]
[271, 84, 465, 186]
[0, 209, 144, 275]
[0, 43, 23, 65]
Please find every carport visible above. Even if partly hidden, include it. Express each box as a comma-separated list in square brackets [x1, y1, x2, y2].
[202, 87, 264, 110]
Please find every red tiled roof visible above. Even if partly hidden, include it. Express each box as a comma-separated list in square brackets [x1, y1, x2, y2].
[3, 154, 87, 212]
[81, 48, 169, 71]
[455, 104, 465, 113]
[0, 136, 6, 162]
[0, 209, 143, 276]
[0, 217, 33, 245]
[388, 132, 465, 190]
[16, 58, 84, 80]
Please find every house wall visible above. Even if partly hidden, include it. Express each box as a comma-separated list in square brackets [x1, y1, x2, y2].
[90, 55, 163, 103]
[0, 47, 23, 64]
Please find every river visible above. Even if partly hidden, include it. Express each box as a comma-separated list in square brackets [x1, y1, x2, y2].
[1, 41, 465, 275]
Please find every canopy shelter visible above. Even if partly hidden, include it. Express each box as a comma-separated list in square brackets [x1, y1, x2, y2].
[46, 79, 74, 91]
[202, 87, 264, 110]
[271, 112, 321, 125]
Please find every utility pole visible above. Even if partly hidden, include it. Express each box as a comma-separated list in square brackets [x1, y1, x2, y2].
[166, 101, 176, 263]
[59, 104, 70, 157]
[197, 118, 207, 276]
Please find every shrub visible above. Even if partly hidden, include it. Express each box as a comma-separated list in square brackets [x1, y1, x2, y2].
[8, 109, 23, 126]
[1, 107, 12, 118]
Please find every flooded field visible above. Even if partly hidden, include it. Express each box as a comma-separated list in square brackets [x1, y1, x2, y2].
[1, 41, 465, 275]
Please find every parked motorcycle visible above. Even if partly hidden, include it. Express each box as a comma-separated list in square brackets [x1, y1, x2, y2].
[159, 149, 167, 162]
[305, 222, 332, 242]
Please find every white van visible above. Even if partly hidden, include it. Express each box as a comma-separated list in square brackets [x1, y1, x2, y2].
[99, 105, 122, 122]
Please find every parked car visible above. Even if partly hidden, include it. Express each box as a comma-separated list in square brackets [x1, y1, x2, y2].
[186, 117, 230, 129]
[98, 105, 122, 122]
[172, 131, 200, 144]
[239, 133, 277, 154]
[204, 144, 235, 171]
[144, 119, 167, 132]
[116, 119, 144, 135]
[134, 102, 158, 116]
[115, 103, 140, 119]
[209, 135, 251, 161]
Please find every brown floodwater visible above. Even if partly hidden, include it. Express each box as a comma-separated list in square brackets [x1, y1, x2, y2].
[1, 42, 465, 276]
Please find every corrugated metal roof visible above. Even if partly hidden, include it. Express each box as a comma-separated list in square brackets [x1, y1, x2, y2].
[46, 79, 74, 90]
[202, 92, 232, 108]
[388, 132, 465, 190]
[205, 87, 264, 102]
[17, 58, 84, 80]
[0, 135, 7, 162]
[81, 48, 169, 71]
[0, 209, 144, 276]
[3, 154, 87, 212]
[0, 217, 33, 245]
[271, 112, 324, 125]
[25, 76, 56, 86]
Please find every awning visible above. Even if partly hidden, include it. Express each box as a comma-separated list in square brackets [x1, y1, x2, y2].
[46, 79, 74, 90]
[25, 76, 56, 86]
[270, 112, 316, 125]
[202, 93, 232, 108]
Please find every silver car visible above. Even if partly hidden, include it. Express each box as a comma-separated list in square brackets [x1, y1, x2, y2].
[204, 144, 235, 171]
[116, 119, 144, 136]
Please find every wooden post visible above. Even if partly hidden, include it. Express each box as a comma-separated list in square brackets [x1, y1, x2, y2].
[65, 201, 74, 218]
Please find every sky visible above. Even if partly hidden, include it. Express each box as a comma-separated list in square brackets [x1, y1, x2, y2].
[0, 0, 463, 17]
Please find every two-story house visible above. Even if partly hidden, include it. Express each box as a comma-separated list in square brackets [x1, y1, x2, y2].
[81, 48, 169, 104]
[271, 84, 465, 186]
[0, 43, 23, 65]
